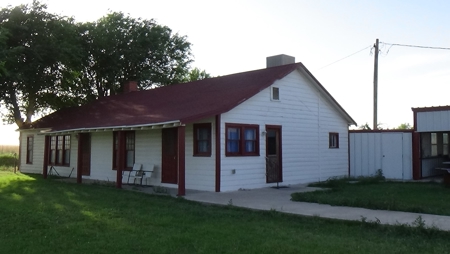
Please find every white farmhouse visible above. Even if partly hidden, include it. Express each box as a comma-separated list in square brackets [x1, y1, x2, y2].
[19, 55, 356, 195]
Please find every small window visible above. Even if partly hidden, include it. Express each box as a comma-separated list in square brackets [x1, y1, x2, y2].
[271, 87, 280, 101]
[193, 123, 211, 156]
[64, 135, 71, 165]
[431, 133, 438, 156]
[125, 132, 135, 168]
[26, 136, 33, 164]
[113, 131, 135, 170]
[329, 133, 339, 148]
[50, 136, 56, 164]
[444, 133, 448, 156]
[226, 124, 259, 156]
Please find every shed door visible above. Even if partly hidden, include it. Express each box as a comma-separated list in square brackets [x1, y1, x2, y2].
[162, 128, 178, 184]
[266, 126, 282, 183]
[381, 133, 403, 179]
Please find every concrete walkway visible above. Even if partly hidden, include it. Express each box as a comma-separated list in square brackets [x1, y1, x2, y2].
[131, 184, 450, 231]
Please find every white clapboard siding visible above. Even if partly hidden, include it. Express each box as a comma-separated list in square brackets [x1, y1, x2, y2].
[349, 132, 412, 180]
[220, 70, 350, 191]
[19, 130, 44, 174]
[87, 132, 116, 182]
[416, 110, 450, 132]
[184, 118, 216, 191]
[133, 130, 161, 185]
[19, 132, 78, 177]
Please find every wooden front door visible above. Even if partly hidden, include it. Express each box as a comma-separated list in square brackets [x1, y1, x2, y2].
[266, 126, 282, 183]
[80, 133, 91, 176]
[162, 128, 178, 184]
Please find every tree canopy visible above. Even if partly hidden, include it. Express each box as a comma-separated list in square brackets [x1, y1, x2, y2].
[0, 1, 82, 128]
[0, 1, 203, 128]
[76, 12, 193, 98]
[396, 123, 413, 130]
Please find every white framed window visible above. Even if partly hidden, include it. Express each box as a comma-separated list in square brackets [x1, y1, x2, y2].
[329, 133, 339, 148]
[443, 133, 448, 156]
[431, 133, 438, 156]
[271, 87, 280, 101]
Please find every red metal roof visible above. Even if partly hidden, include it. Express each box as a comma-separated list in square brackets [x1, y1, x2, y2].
[412, 105, 450, 112]
[29, 63, 355, 132]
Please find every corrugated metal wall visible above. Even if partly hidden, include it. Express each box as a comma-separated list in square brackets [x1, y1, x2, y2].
[416, 110, 450, 132]
[349, 131, 412, 180]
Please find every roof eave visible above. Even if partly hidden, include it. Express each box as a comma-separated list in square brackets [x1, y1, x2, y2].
[38, 120, 182, 135]
[296, 64, 357, 126]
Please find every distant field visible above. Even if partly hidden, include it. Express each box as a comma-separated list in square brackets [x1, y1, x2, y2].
[0, 145, 19, 154]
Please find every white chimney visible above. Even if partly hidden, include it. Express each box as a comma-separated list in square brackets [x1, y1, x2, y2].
[266, 54, 295, 68]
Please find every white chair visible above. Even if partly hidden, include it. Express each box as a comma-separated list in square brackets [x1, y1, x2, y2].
[143, 165, 156, 185]
[128, 163, 144, 185]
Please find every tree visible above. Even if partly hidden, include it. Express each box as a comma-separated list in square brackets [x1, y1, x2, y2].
[76, 12, 193, 98]
[183, 67, 211, 82]
[396, 123, 413, 130]
[358, 122, 385, 130]
[358, 123, 372, 130]
[0, 27, 7, 77]
[0, 4, 196, 127]
[0, 1, 83, 128]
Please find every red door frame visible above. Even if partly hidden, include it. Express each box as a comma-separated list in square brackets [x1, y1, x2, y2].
[43, 136, 49, 179]
[77, 133, 92, 184]
[162, 128, 178, 184]
[265, 125, 283, 183]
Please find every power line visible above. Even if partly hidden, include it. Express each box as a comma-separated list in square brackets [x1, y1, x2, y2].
[380, 42, 450, 51]
[315, 45, 372, 71]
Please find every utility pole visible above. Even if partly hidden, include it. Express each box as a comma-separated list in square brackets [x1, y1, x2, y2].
[373, 38, 379, 130]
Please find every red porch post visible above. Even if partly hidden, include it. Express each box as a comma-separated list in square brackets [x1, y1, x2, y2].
[116, 131, 125, 188]
[215, 115, 221, 192]
[42, 135, 49, 179]
[17, 132, 22, 173]
[412, 132, 421, 180]
[76, 133, 83, 184]
[177, 126, 186, 196]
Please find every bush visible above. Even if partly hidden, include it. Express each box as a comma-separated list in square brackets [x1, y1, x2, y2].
[0, 153, 18, 167]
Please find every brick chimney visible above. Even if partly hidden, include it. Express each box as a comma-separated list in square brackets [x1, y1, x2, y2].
[266, 54, 295, 68]
[123, 81, 138, 93]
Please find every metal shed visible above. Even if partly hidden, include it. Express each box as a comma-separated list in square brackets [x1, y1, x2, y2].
[349, 130, 413, 180]
[412, 106, 450, 179]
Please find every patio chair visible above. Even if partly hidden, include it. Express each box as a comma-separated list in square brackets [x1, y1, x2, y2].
[128, 163, 144, 185]
[143, 165, 156, 185]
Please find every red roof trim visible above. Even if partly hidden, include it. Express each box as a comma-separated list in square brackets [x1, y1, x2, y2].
[349, 129, 414, 133]
[411, 105, 450, 112]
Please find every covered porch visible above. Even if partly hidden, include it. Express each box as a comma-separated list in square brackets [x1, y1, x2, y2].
[40, 121, 189, 196]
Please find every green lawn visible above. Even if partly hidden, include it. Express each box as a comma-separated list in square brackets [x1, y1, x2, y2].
[291, 178, 450, 216]
[2, 172, 450, 253]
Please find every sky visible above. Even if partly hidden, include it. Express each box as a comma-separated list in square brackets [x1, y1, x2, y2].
[1, 0, 450, 145]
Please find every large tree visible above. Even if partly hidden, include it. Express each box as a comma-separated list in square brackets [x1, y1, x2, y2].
[0, 1, 82, 128]
[1, 3, 196, 128]
[76, 12, 193, 98]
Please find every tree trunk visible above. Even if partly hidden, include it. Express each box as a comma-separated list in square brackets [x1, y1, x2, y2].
[25, 97, 35, 124]
[9, 90, 24, 129]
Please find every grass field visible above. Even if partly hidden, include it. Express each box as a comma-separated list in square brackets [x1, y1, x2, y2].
[0, 145, 19, 154]
[2, 172, 450, 253]
[291, 178, 450, 216]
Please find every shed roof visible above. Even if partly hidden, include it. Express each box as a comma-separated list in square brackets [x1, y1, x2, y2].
[28, 62, 356, 133]
[412, 105, 450, 112]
